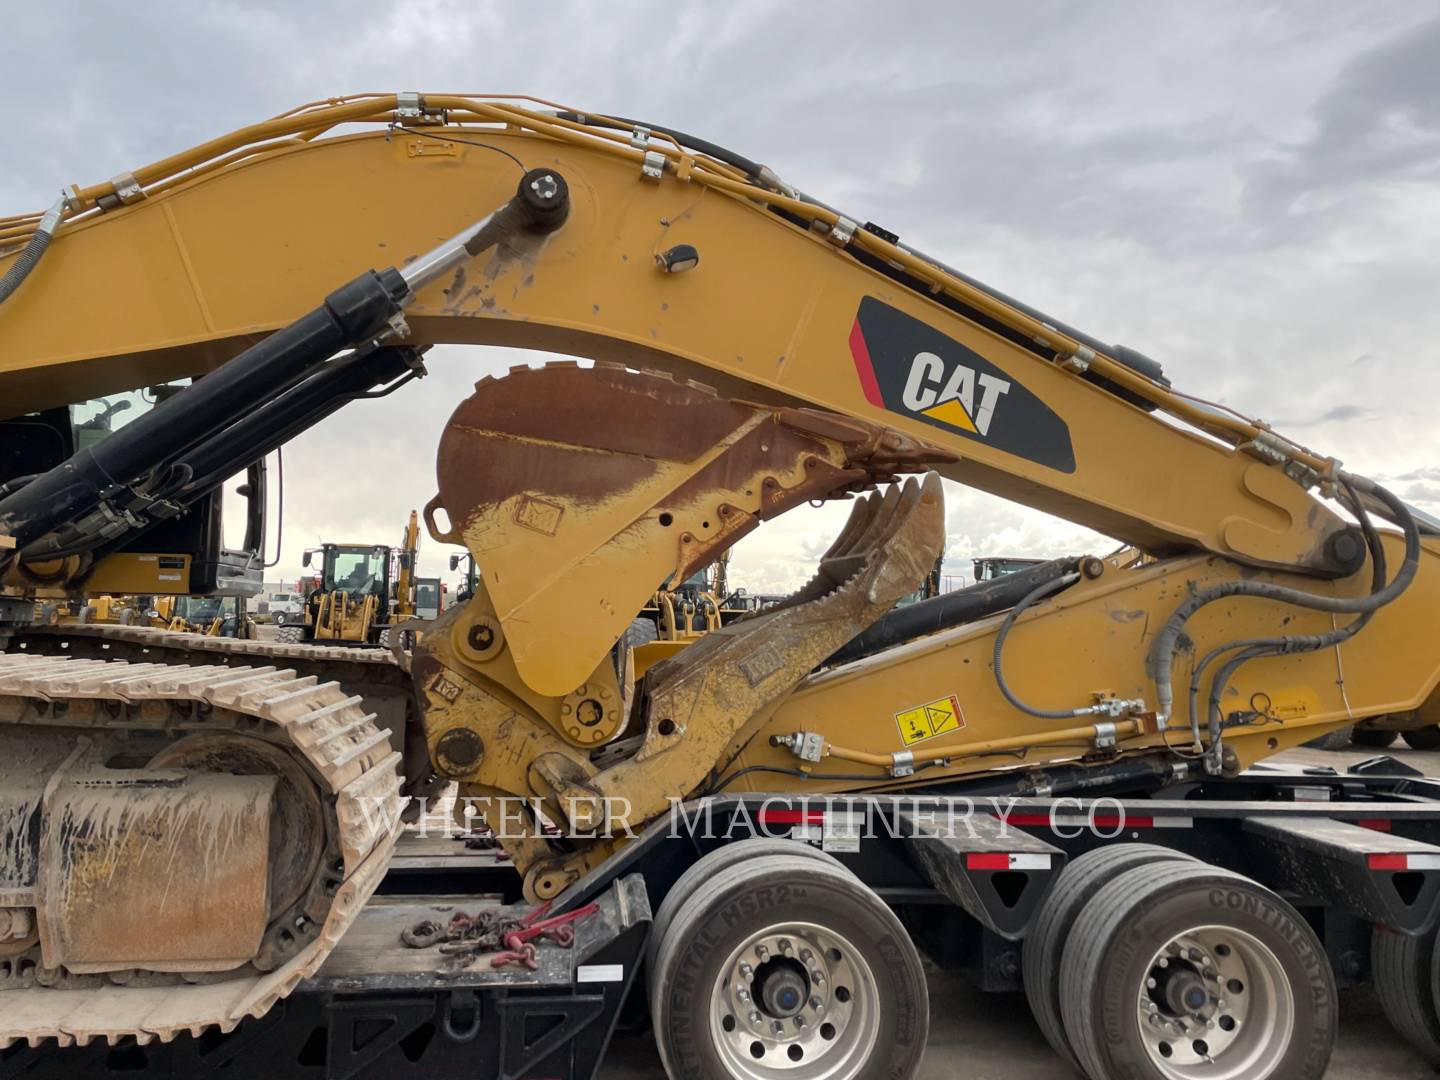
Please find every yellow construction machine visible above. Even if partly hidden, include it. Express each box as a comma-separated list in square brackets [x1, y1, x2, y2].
[0, 94, 1438, 1072]
[285, 510, 425, 646]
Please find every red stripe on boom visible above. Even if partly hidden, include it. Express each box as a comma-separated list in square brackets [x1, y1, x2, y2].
[848, 319, 885, 407]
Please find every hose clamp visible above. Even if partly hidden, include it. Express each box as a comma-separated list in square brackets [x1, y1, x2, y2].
[98, 172, 144, 211]
[1059, 345, 1095, 374]
[640, 150, 665, 182]
[827, 216, 857, 247]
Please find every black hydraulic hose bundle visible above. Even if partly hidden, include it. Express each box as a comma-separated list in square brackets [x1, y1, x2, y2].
[1147, 474, 1421, 763]
[1184, 476, 1388, 751]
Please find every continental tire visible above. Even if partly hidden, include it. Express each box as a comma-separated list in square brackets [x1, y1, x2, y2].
[1059, 861, 1335, 1080]
[1023, 843, 1197, 1071]
[652, 853, 927, 1080]
[1373, 924, 1440, 1065]
[646, 838, 850, 989]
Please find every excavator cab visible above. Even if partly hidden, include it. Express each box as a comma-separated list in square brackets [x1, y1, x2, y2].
[0, 383, 267, 611]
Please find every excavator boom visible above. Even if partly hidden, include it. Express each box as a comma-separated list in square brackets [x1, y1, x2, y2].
[0, 95, 1372, 578]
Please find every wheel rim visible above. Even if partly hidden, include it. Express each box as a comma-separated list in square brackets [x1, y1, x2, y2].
[709, 921, 879, 1079]
[1135, 924, 1294, 1080]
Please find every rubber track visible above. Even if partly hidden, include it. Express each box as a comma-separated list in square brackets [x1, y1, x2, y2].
[0, 650, 404, 1048]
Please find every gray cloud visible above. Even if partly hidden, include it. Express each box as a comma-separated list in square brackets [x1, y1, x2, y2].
[1243, 13, 1440, 239]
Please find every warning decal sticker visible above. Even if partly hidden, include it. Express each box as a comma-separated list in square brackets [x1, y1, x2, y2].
[894, 694, 966, 746]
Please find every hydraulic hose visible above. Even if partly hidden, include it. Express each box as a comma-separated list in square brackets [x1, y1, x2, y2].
[0, 198, 64, 307]
[992, 571, 1084, 719]
[1149, 473, 1421, 729]
[1184, 475, 1388, 750]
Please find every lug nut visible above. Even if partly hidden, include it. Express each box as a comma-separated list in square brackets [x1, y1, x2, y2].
[811, 970, 825, 985]
[779, 939, 794, 958]
[749, 1011, 762, 1026]
[740, 962, 754, 978]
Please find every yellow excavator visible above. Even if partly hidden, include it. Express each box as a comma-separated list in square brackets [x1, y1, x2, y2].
[1, 94, 1439, 1076]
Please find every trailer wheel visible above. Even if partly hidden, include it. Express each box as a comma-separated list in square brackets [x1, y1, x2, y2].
[1372, 925, 1440, 1065]
[1060, 861, 1335, 1080]
[1351, 726, 1400, 749]
[651, 853, 927, 1080]
[1403, 725, 1440, 751]
[646, 838, 849, 986]
[1024, 843, 1197, 1071]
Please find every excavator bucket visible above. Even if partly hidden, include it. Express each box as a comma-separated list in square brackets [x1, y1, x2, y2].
[426, 363, 954, 698]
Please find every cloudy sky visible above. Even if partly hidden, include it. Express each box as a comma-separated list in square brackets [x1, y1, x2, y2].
[8, 2, 1440, 595]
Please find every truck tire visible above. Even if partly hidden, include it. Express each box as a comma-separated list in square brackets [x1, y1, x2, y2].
[1403, 725, 1440, 751]
[1351, 726, 1400, 749]
[646, 838, 850, 984]
[276, 625, 303, 645]
[1060, 861, 1335, 1080]
[1372, 924, 1440, 1065]
[1023, 843, 1198, 1072]
[651, 852, 927, 1080]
